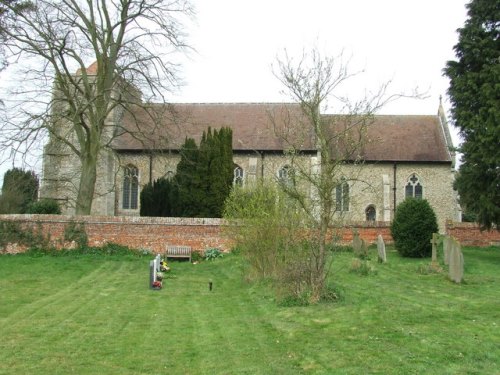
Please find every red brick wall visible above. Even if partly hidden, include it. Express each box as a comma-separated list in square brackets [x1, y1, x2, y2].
[0, 214, 229, 254]
[1, 215, 393, 253]
[1, 215, 497, 255]
[331, 222, 393, 244]
[445, 221, 500, 247]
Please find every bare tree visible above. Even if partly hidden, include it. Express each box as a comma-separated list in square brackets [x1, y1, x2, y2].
[0, 0, 193, 214]
[1, 1, 34, 71]
[273, 49, 410, 302]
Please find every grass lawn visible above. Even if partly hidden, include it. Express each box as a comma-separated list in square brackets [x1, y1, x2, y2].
[0, 246, 499, 374]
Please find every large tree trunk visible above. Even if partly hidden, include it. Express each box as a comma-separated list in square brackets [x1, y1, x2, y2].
[75, 140, 99, 215]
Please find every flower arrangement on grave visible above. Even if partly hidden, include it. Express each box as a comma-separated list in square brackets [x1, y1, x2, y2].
[156, 272, 164, 281]
[152, 280, 162, 289]
[160, 259, 170, 272]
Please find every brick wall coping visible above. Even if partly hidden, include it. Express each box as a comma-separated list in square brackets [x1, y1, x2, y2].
[0, 214, 392, 229]
[445, 220, 499, 230]
[0, 214, 224, 226]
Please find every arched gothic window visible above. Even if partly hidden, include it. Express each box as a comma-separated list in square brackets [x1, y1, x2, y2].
[365, 205, 376, 221]
[336, 178, 350, 212]
[278, 165, 294, 187]
[234, 165, 244, 186]
[123, 165, 139, 209]
[405, 173, 423, 199]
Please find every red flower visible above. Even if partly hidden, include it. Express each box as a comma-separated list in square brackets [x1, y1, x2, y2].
[152, 281, 162, 288]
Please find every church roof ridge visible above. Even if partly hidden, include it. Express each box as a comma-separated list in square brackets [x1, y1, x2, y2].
[168, 102, 298, 105]
[146, 102, 440, 117]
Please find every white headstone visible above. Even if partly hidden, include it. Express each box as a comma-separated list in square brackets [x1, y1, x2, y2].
[155, 254, 161, 272]
[149, 260, 156, 288]
[377, 234, 386, 263]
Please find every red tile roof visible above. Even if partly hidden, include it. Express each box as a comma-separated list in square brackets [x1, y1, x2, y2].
[111, 103, 452, 163]
[75, 61, 98, 75]
[113, 103, 315, 151]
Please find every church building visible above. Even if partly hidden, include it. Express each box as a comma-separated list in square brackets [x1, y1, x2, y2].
[40, 70, 461, 232]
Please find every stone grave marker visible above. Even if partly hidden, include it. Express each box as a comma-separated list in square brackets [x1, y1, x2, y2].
[430, 233, 441, 265]
[443, 236, 452, 265]
[377, 234, 386, 263]
[149, 260, 156, 289]
[449, 237, 464, 283]
[360, 239, 368, 259]
[155, 254, 161, 272]
[352, 231, 362, 256]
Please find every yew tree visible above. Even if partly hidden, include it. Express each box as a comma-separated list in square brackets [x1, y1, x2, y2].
[444, 0, 500, 230]
[0, 167, 38, 213]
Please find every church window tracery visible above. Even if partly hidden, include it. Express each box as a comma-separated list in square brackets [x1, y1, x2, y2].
[234, 165, 244, 186]
[405, 173, 423, 199]
[278, 165, 294, 187]
[123, 165, 139, 209]
[336, 178, 350, 212]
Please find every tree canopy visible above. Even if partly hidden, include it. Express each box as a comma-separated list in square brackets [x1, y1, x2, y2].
[444, 0, 500, 230]
[0, 0, 32, 69]
[0, 0, 192, 214]
[140, 127, 234, 218]
[0, 167, 38, 213]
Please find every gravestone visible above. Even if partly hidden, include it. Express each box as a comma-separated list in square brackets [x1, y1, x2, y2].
[430, 233, 441, 265]
[377, 234, 386, 263]
[360, 239, 368, 259]
[448, 237, 464, 283]
[352, 231, 362, 256]
[443, 236, 452, 265]
[149, 260, 156, 289]
[154, 254, 161, 272]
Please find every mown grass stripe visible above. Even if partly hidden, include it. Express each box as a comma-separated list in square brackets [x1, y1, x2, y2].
[0, 247, 499, 374]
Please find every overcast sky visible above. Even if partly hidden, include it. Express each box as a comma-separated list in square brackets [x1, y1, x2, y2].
[0, 0, 469, 186]
[175, 0, 468, 113]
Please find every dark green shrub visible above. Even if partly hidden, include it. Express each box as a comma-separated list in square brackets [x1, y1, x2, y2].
[391, 198, 439, 258]
[27, 199, 61, 214]
[0, 168, 39, 214]
[204, 248, 223, 261]
[140, 177, 176, 217]
[191, 251, 203, 262]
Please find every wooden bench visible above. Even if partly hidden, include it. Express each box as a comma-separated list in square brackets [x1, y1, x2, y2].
[165, 245, 192, 262]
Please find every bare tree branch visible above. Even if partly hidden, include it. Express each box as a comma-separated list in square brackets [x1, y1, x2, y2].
[0, 0, 193, 214]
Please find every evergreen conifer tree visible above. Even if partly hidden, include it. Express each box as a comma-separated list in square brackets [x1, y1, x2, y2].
[140, 128, 233, 218]
[175, 137, 203, 217]
[444, 0, 500, 230]
[0, 168, 38, 214]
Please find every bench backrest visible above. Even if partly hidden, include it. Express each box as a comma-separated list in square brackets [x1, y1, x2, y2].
[166, 245, 191, 255]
